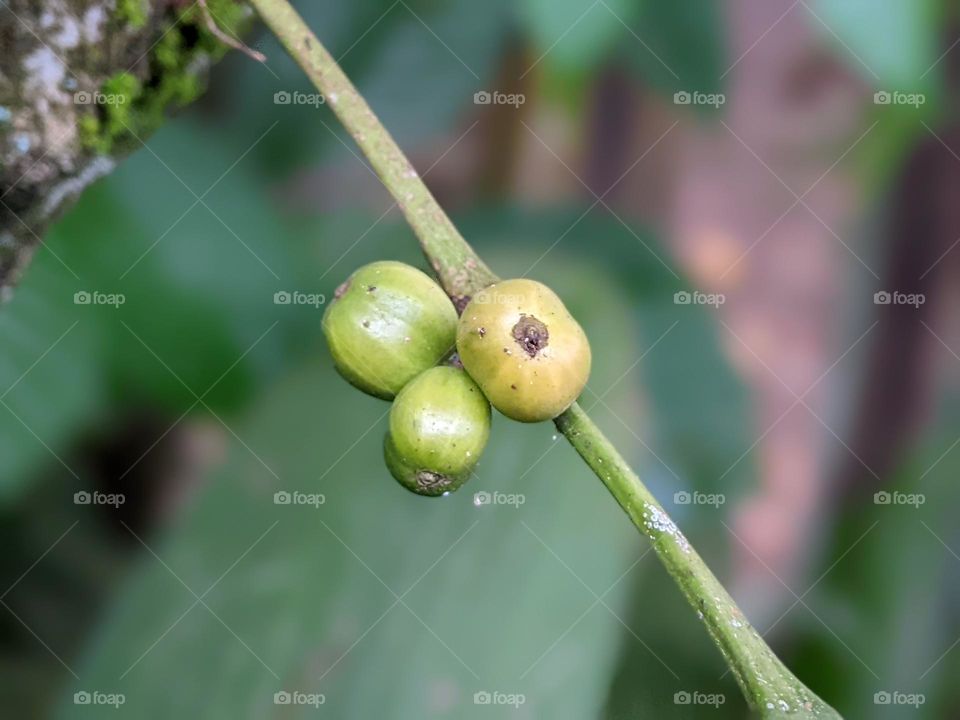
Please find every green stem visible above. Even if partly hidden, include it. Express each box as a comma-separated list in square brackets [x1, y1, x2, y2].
[556, 404, 837, 717]
[248, 1, 841, 716]
[249, 0, 495, 307]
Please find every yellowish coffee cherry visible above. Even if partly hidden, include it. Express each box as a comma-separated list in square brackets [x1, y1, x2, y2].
[456, 279, 590, 422]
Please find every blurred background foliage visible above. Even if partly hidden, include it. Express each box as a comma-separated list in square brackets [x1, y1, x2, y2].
[1, 0, 958, 717]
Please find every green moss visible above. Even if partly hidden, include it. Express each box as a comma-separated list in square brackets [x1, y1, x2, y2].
[100, 72, 142, 138]
[154, 28, 185, 72]
[78, 115, 110, 155]
[79, 2, 251, 155]
[116, 0, 148, 28]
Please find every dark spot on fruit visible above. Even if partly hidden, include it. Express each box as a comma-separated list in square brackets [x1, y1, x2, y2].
[510, 384, 517, 390]
[453, 295, 471, 314]
[334, 279, 351, 299]
[478, 327, 486, 338]
[512, 314, 549, 357]
[362, 320, 370, 328]
[367, 285, 377, 292]
[416, 471, 451, 490]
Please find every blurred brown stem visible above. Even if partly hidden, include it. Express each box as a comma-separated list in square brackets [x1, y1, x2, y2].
[199, 0, 267, 62]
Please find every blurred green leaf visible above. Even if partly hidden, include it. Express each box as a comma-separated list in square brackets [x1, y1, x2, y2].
[0, 257, 107, 501]
[0, 118, 325, 498]
[223, 0, 512, 178]
[795, 435, 960, 719]
[359, 0, 511, 142]
[627, 0, 726, 98]
[809, 0, 940, 90]
[54, 208, 752, 718]
[56, 285, 642, 719]
[519, 0, 636, 75]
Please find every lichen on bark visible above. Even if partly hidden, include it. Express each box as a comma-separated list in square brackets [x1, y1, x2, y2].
[0, 0, 250, 296]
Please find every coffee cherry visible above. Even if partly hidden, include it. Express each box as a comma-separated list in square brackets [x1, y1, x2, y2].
[383, 433, 472, 496]
[322, 261, 457, 399]
[456, 278, 591, 422]
[385, 366, 491, 496]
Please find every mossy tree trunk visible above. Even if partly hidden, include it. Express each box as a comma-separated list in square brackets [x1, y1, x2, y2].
[0, 0, 248, 297]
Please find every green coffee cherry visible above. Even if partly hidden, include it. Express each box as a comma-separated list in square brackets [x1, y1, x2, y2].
[322, 261, 457, 399]
[385, 366, 491, 496]
[383, 433, 472, 496]
[456, 278, 591, 422]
